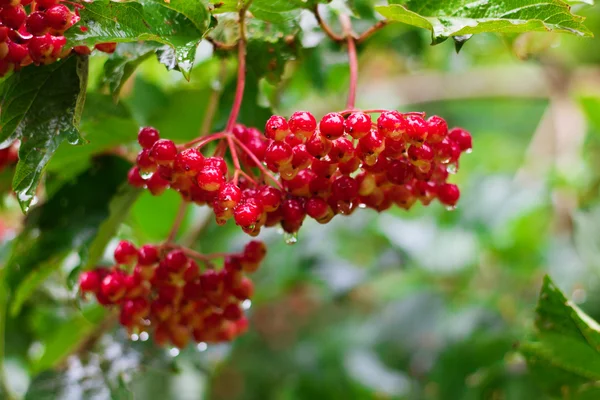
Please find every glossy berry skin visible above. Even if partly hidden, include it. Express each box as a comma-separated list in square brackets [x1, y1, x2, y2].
[345, 112, 371, 139]
[264, 141, 293, 168]
[138, 244, 159, 266]
[404, 115, 429, 145]
[243, 240, 266, 263]
[306, 197, 330, 221]
[437, 183, 460, 207]
[306, 130, 332, 159]
[45, 5, 74, 31]
[150, 139, 177, 166]
[101, 273, 126, 302]
[164, 250, 187, 273]
[1, 5, 26, 29]
[127, 167, 145, 188]
[319, 112, 345, 140]
[197, 167, 225, 192]
[95, 42, 117, 53]
[234, 199, 263, 227]
[331, 176, 358, 202]
[114, 241, 138, 265]
[329, 138, 354, 164]
[449, 128, 472, 152]
[138, 127, 160, 149]
[146, 172, 170, 196]
[377, 111, 406, 141]
[174, 148, 204, 176]
[218, 183, 242, 208]
[26, 12, 48, 36]
[265, 115, 289, 141]
[288, 111, 317, 141]
[79, 271, 101, 293]
[427, 115, 448, 144]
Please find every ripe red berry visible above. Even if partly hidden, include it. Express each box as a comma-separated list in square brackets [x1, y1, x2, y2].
[407, 143, 434, 171]
[258, 186, 282, 212]
[138, 244, 159, 265]
[146, 172, 170, 195]
[94, 42, 117, 54]
[319, 112, 345, 139]
[306, 130, 332, 159]
[217, 183, 242, 208]
[138, 127, 160, 149]
[306, 197, 331, 221]
[26, 12, 48, 36]
[377, 111, 406, 140]
[387, 159, 414, 185]
[5, 41, 29, 63]
[291, 144, 313, 170]
[404, 114, 428, 145]
[28, 33, 64, 65]
[288, 111, 317, 141]
[149, 139, 177, 166]
[197, 166, 225, 192]
[243, 240, 266, 263]
[234, 198, 264, 227]
[45, 4, 74, 31]
[265, 115, 289, 141]
[223, 303, 243, 321]
[437, 183, 460, 207]
[164, 250, 187, 273]
[264, 141, 293, 168]
[36, 0, 58, 9]
[331, 176, 358, 202]
[345, 112, 372, 139]
[101, 272, 126, 302]
[328, 137, 354, 164]
[114, 241, 138, 264]
[174, 148, 204, 176]
[127, 167, 146, 188]
[448, 128, 472, 152]
[1, 5, 26, 29]
[204, 156, 228, 175]
[79, 271, 101, 293]
[358, 129, 385, 155]
[427, 115, 448, 144]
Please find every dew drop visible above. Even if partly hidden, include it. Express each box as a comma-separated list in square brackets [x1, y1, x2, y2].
[446, 163, 458, 174]
[169, 347, 180, 357]
[242, 299, 252, 310]
[358, 203, 367, 209]
[140, 170, 153, 179]
[130, 334, 139, 342]
[445, 205, 457, 211]
[139, 331, 149, 341]
[465, 148, 473, 154]
[284, 232, 298, 245]
[197, 342, 208, 352]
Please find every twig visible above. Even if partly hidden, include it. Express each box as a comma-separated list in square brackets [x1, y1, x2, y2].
[313, 5, 344, 43]
[340, 14, 358, 110]
[166, 200, 188, 244]
[230, 135, 283, 190]
[205, 36, 237, 51]
[356, 20, 388, 45]
[224, 8, 248, 133]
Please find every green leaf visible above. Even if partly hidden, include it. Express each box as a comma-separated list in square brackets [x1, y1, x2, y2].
[65, 0, 213, 79]
[521, 276, 600, 395]
[102, 42, 161, 100]
[5, 156, 131, 314]
[0, 55, 88, 213]
[376, 1, 593, 45]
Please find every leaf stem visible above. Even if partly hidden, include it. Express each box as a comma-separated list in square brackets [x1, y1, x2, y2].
[313, 5, 344, 43]
[166, 200, 188, 244]
[225, 9, 248, 133]
[205, 36, 237, 51]
[356, 20, 388, 44]
[340, 14, 358, 110]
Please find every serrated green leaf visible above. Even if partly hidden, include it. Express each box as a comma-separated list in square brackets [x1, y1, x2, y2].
[0, 56, 88, 213]
[376, 1, 592, 45]
[65, 0, 212, 79]
[521, 275, 600, 396]
[5, 156, 130, 314]
[102, 42, 161, 100]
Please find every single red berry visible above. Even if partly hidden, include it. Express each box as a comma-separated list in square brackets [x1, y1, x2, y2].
[345, 112, 372, 139]
[311, 158, 337, 178]
[338, 157, 361, 175]
[319, 112, 345, 140]
[448, 128, 472, 152]
[196, 166, 225, 192]
[258, 186, 282, 212]
[280, 198, 306, 233]
[165, 250, 187, 273]
[426, 115, 448, 144]
[138, 244, 159, 265]
[136, 149, 155, 173]
[36, 0, 58, 9]
[328, 137, 354, 164]
[386, 159, 414, 186]
[264, 141, 293, 168]
[331, 176, 358, 202]
[306, 197, 331, 221]
[231, 277, 254, 300]
[204, 156, 228, 175]
[114, 241, 138, 264]
[437, 183, 460, 207]
[432, 137, 455, 163]
[101, 272, 126, 302]
[200, 269, 221, 292]
[174, 148, 204, 176]
[146, 172, 170, 195]
[234, 198, 264, 227]
[1, 5, 26, 29]
[26, 12, 48, 36]
[265, 115, 289, 141]
[138, 127, 160, 149]
[72, 45, 91, 55]
[217, 182, 242, 209]
[306, 130, 332, 159]
[243, 240, 267, 263]
[356, 172, 376, 196]
[431, 163, 450, 182]
[79, 270, 101, 293]
[358, 129, 385, 155]
[27, 33, 62, 65]
[223, 303, 243, 321]
[149, 139, 177, 166]
[127, 167, 145, 188]
[377, 111, 406, 141]
[94, 42, 117, 53]
[407, 143, 434, 170]
[243, 136, 268, 164]
[224, 255, 243, 272]
[45, 4, 75, 31]
[404, 114, 428, 145]
[291, 144, 313, 170]
[5, 41, 29, 63]
[288, 111, 317, 141]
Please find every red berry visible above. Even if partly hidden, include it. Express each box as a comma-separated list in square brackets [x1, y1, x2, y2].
[138, 244, 159, 265]
[407, 143, 434, 170]
[5, 41, 28, 63]
[427, 115, 448, 144]
[448, 128, 472, 152]
[437, 183, 460, 207]
[265, 115, 289, 141]
[114, 240, 138, 264]
[146, 172, 170, 195]
[331, 176, 358, 202]
[26, 12, 48, 36]
[377, 111, 406, 141]
[288, 111, 317, 141]
[306, 197, 331, 221]
[164, 250, 187, 273]
[345, 112, 372, 139]
[358, 129, 385, 155]
[36, 0, 58, 9]
[223, 303, 243, 321]
[196, 166, 225, 192]
[243, 240, 266, 263]
[127, 166, 145, 188]
[149, 139, 177, 166]
[258, 186, 282, 212]
[45, 4, 74, 31]
[138, 127, 160, 149]
[264, 141, 293, 168]
[234, 198, 264, 227]
[79, 271, 101, 293]
[28, 33, 63, 65]
[101, 272, 126, 302]
[319, 112, 345, 140]
[404, 114, 428, 145]
[291, 144, 313, 170]
[231, 277, 254, 300]
[306, 130, 332, 159]
[328, 137, 354, 164]
[94, 42, 117, 54]
[1, 5, 26, 29]
[204, 156, 228, 175]
[217, 182, 242, 208]
[311, 158, 337, 178]
[174, 148, 204, 176]
[386, 159, 414, 185]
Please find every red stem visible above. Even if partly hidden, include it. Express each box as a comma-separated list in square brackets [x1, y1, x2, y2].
[230, 135, 284, 190]
[338, 109, 426, 117]
[180, 132, 227, 150]
[225, 12, 247, 133]
[339, 14, 357, 110]
[166, 201, 188, 243]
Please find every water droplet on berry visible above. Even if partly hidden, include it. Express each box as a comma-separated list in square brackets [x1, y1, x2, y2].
[284, 232, 298, 245]
[168, 347, 180, 357]
[358, 203, 367, 209]
[197, 342, 208, 352]
[140, 170, 153, 179]
[465, 148, 473, 154]
[242, 299, 252, 310]
[130, 333, 139, 341]
[139, 331, 149, 341]
[445, 205, 457, 211]
[446, 163, 458, 174]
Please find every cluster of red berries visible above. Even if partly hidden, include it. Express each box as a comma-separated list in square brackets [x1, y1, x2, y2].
[127, 110, 471, 236]
[79, 240, 266, 347]
[0, 0, 116, 77]
[0, 141, 18, 172]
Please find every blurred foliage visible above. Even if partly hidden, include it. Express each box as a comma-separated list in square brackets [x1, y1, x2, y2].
[1, 1, 600, 399]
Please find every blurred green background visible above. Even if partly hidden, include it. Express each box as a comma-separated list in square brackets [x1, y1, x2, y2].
[2, 2, 600, 400]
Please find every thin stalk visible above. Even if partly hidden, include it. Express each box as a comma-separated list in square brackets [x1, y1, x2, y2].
[340, 14, 358, 110]
[166, 201, 188, 244]
[199, 59, 228, 138]
[230, 135, 283, 190]
[224, 9, 248, 133]
[313, 5, 344, 42]
[356, 20, 388, 45]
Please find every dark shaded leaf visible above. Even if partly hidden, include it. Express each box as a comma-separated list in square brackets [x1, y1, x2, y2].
[0, 56, 88, 213]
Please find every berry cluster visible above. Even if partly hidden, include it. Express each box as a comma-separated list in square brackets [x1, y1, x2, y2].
[128, 110, 471, 237]
[0, 0, 116, 77]
[79, 240, 266, 347]
[0, 141, 18, 172]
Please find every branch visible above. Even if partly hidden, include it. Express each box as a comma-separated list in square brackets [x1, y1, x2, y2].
[340, 14, 358, 110]
[356, 20, 388, 45]
[225, 9, 248, 133]
[313, 5, 344, 43]
[205, 36, 237, 51]
[166, 200, 188, 244]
